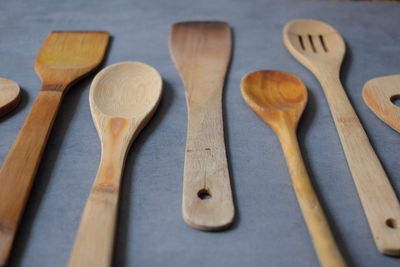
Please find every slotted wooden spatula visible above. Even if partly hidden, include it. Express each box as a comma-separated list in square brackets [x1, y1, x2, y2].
[169, 21, 235, 231]
[363, 74, 400, 133]
[284, 19, 400, 255]
[0, 31, 109, 265]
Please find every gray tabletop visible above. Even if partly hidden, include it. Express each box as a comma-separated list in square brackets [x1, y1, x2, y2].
[1, 0, 400, 266]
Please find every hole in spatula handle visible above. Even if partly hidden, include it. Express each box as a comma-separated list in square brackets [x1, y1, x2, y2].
[386, 218, 398, 229]
[198, 189, 212, 200]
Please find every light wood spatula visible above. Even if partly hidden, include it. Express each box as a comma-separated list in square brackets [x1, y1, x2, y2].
[363, 75, 400, 133]
[0, 78, 20, 117]
[0, 31, 109, 265]
[284, 19, 400, 255]
[169, 21, 235, 231]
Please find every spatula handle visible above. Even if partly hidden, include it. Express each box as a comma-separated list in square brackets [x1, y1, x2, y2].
[0, 90, 63, 265]
[183, 100, 234, 231]
[278, 128, 346, 267]
[319, 72, 400, 255]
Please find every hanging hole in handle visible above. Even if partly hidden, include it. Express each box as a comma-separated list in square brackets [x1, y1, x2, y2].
[390, 95, 400, 107]
[198, 189, 212, 200]
[386, 218, 397, 229]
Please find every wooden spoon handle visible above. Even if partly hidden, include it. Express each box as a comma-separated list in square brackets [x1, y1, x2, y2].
[0, 90, 63, 265]
[68, 167, 121, 267]
[183, 101, 234, 231]
[319, 73, 400, 255]
[278, 128, 346, 267]
[69, 120, 128, 267]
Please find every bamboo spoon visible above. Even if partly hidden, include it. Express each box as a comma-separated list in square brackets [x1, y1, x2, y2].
[0, 78, 21, 117]
[0, 31, 109, 265]
[241, 70, 346, 267]
[69, 62, 162, 267]
[283, 19, 400, 255]
[169, 21, 234, 231]
[362, 74, 400, 133]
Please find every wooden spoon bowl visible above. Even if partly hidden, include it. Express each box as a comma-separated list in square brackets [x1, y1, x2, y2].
[241, 70, 307, 132]
[0, 78, 21, 117]
[91, 62, 162, 119]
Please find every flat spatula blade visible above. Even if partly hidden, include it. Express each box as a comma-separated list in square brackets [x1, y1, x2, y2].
[35, 31, 110, 87]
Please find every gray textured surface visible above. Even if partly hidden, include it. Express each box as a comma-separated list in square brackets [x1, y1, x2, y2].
[1, 0, 400, 266]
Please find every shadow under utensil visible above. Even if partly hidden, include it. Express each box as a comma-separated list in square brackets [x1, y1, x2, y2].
[297, 89, 356, 267]
[0, 88, 29, 124]
[113, 79, 174, 267]
[6, 76, 95, 267]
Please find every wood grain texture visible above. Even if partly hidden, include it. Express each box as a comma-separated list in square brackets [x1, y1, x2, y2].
[362, 74, 400, 132]
[241, 70, 346, 267]
[0, 31, 109, 266]
[0, 78, 21, 117]
[68, 62, 162, 267]
[169, 21, 235, 231]
[284, 19, 400, 256]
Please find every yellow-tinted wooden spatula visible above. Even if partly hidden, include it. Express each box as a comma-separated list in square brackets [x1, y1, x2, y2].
[0, 31, 109, 265]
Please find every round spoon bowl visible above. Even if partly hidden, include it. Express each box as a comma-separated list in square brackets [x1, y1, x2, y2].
[90, 61, 162, 119]
[241, 70, 307, 129]
[241, 70, 306, 110]
[0, 78, 21, 117]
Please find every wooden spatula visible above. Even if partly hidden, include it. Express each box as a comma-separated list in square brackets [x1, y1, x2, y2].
[0, 31, 109, 265]
[169, 21, 235, 230]
[363, 75, 400, 133]
[0, 78, 21, 117]
[284, 19, 400, 255]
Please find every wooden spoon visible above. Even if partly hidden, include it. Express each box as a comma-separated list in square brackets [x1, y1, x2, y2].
[0, 31, 109, 265]
[169, 21, 234, 231]
[68, 62, 162, 267]
[283, 19, 400, 255]
[362, 74, 400, 133]
[0, 78, 21, 117]
[241, 70, 346, 267]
